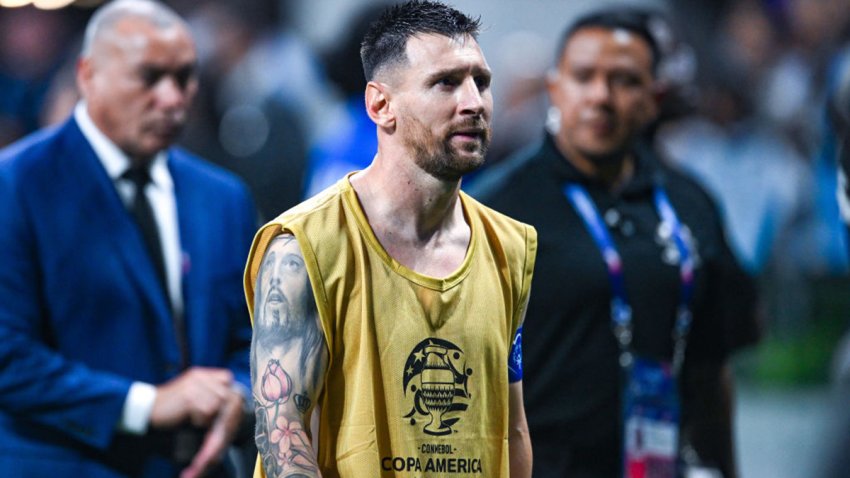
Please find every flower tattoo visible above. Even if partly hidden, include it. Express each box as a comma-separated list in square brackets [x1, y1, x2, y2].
[261, 359, 292, 403]
[270, 415, 316, 469]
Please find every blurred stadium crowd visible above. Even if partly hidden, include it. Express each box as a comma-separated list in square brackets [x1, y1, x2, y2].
[1, 0, 849, 381]
[3, 1, 850, 476]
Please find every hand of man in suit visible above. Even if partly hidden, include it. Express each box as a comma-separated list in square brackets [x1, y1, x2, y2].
[150, 367, 246, 477]
[180, 387, 245, 478]
[151, 367, 236, 428]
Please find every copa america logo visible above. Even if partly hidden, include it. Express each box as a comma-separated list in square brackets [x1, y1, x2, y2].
[402, 338, 472, 436]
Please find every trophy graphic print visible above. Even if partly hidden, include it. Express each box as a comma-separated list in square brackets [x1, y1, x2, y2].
[421, 345, 455, 435]
[403, 338, 471, 436]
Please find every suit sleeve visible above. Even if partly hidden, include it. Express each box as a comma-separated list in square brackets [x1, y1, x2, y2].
[0, 167, 132, 451]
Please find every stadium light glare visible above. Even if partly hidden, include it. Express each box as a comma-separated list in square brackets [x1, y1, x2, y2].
[33, 0, 74, 8]
[0, 0, 32, 7]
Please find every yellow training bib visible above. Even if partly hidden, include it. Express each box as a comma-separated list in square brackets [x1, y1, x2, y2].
[245, 175, 536, 477]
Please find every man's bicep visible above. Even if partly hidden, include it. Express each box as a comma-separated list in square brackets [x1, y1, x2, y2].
[251, 233, 328, 477]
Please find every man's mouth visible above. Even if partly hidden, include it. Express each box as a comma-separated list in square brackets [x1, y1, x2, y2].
[152, 124, 181, 138]
[267, 288, 284, 304]
[147, 117, 184, 137]
[580, 110, 616, 133]
[451, 133, 480, 143]
[450, 127, 487, 141]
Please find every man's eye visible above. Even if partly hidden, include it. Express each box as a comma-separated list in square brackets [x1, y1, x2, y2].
[611, 74, 642, 87]
[284, 258, 303, 271]
[140, 69, 163, 87]
[474, 75, 491, 90]
[571, 70, 592, 83]
[437, 77, 459, 87]
[174, 67, 195, 89]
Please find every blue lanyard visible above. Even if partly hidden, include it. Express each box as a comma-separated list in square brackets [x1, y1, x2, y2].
[564, 183, 695, 373]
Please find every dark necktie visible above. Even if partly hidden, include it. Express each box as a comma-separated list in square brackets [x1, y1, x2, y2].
[123, 165, 169, 297]
[123, 165, 189, 368]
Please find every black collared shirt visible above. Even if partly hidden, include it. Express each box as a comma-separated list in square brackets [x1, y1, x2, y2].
[469, 133, 759, 476]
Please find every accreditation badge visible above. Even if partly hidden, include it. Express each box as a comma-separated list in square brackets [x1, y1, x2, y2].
[623, 356, 679, 478]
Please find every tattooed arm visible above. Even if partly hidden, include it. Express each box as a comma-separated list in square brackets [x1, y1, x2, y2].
[251, 234, 329, 478]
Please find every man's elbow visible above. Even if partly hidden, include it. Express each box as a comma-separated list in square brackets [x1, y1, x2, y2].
[509, 425, 532, 478]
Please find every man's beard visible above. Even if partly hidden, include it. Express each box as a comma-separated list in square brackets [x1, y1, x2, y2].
[256, 297, 322, 367]
[257, 300, 300, 351]
[404, 116, 490, 181]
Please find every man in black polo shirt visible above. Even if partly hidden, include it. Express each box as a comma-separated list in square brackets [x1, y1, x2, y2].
[471, 9, 759, 478]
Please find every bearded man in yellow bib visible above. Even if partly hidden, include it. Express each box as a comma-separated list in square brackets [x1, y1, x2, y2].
[244, 1, 537, 477]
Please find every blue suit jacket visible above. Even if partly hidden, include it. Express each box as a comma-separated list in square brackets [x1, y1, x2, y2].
[0, 118, 257, 477]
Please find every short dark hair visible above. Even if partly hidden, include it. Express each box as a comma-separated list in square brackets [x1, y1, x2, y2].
[360, 0, 481, 81]
[555, 8, 662, 74]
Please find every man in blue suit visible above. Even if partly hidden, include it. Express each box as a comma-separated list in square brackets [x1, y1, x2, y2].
[0, 1, 256, 477]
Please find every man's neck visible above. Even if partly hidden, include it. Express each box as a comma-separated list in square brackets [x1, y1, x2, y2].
[351, 153, 464, 243]
[555, 136, 635, 192]
[75, 103, 160, 178]
[349, 149, 470, 277]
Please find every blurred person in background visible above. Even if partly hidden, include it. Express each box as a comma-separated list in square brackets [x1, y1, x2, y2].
[813, 18, 850, 475]
[839, 76, 850, 249]
[0, 5, 82, 146]
[178, 0, 310, 221]
[180, 0, 329, 142]
[484, 29, 551, 168]
[0, 1, 257, 477]
[823, 34, 850, 383]
[759, 0, 850, 276]
[471, 8, 759, 477]
[39, 41, 84, 129]
[245, 1, 535, 476]
[657, 1, 814, 343]
[302, 2, 387, 199]
[659, 0, 811, 278]
[819, 63, 850, 477]
[659, 65, 812, 343]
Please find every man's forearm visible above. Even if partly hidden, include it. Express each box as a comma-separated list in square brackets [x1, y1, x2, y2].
[508, 381, 532, 478]
[509, 426, 532, 478]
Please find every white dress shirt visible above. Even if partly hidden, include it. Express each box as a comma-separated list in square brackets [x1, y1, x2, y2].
[75, 102, 185, 435]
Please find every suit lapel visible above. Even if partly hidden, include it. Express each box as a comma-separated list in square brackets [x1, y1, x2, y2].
[170, 152, 210, 365]
[63, 119, 174, 335]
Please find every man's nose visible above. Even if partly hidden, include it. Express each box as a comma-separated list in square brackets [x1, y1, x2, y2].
[458, 77, 486, 116]
[586, 77, 612, 104]
[153, 75, 189, 110]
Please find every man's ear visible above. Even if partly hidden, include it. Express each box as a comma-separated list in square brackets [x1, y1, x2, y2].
[76, 57, 93, 99]
[365, 81, 395, 131]
[642, 80, 662, 124]
[545, 68, 562, 106]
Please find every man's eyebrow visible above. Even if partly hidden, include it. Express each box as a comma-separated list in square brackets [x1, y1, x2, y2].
[139, 61, 196, 73]
[425, 65, 492, 83]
